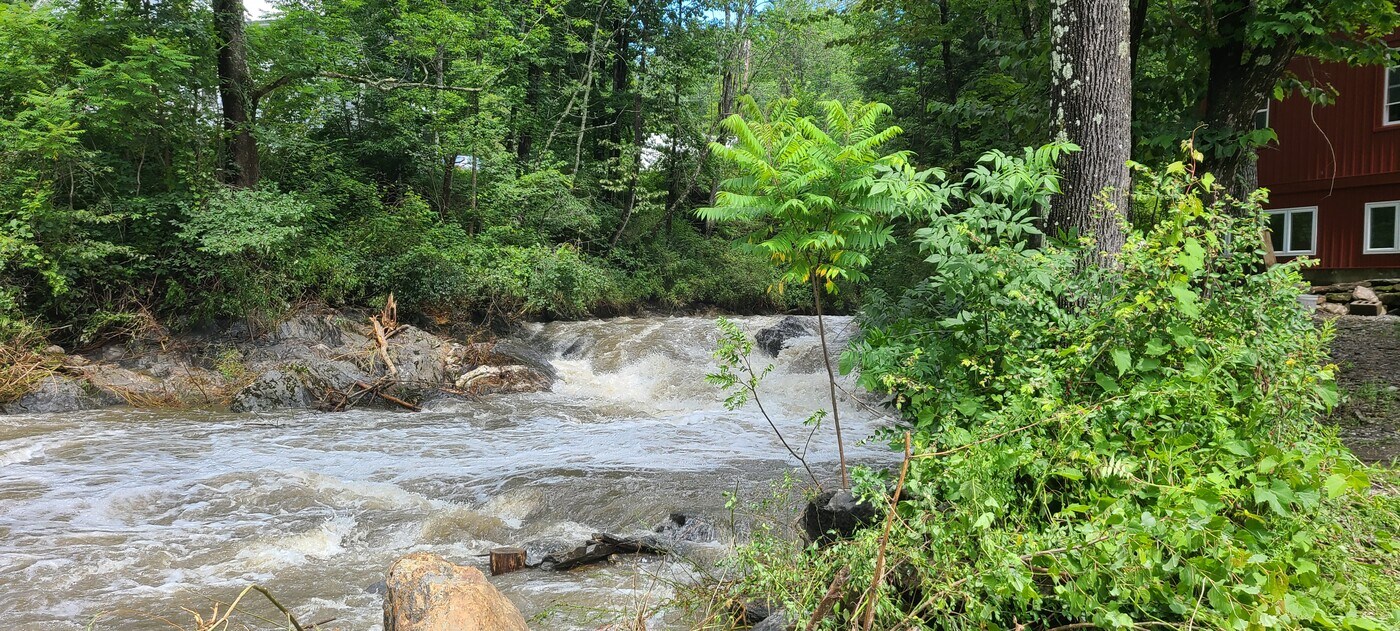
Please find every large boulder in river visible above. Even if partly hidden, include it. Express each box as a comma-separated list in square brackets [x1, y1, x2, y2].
[382, 552, 528, 631]
[233, 311, 506, 410]
[230, 356, 367, 412]
[469, 340, 559, 382]
[754, 316, 812, 357]
[801, 490, 878, 545]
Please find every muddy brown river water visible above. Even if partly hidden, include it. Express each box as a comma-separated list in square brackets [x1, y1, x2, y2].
[0, 316, 894, 630]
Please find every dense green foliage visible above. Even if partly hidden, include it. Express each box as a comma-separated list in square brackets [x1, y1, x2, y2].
[2, 0, 861, 339]
[4, 0, 1399, 340]
[699, 97, 918, 294]
[721, 152, 1399, 629]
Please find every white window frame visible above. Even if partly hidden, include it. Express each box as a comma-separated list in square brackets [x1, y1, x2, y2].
[1386, 66, 1400, 126]
[1254, 105, 1269, 130]
[1363, 200, 1400, 254]
[1266, 207, 1318, 256]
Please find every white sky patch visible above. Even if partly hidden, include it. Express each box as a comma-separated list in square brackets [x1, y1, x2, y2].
[245, 0, 275, 19]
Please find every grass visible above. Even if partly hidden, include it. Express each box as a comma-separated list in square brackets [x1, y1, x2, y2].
[0, 329, 60, 405]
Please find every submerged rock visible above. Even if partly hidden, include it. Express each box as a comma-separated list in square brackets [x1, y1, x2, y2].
[382, 552, 528, 631]
[801, 490, 878, 545]
[652, 512, 717, 544]
[754, 316, 812, 357]
[752, 610, 792, 631]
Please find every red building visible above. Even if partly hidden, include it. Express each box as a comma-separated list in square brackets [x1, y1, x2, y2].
[1258, 51, 1400, 280]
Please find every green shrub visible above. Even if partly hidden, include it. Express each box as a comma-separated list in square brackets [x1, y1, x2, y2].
[726, 154, 1400, 630]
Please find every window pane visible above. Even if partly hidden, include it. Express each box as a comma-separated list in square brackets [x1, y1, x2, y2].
[1269, 213, 1286, 252]
[1391, 102, 1400, 124]
[1254, 108, 1268, 130]
[1371, 206, 1398, 250]
[1289, 211, 1314, 252]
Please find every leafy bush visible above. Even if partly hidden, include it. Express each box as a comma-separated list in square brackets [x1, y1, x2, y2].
[178, 188, 309, 257]
[725, 153, 1400, 630]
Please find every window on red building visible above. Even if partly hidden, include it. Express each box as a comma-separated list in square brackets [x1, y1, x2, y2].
[1267, 207, 1317, 256]
[1366, 202, 1399, 254]
[1387, 67, 1400, 125]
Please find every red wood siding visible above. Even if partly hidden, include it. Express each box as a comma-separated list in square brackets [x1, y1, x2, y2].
[1257, 51, 1400, 270]
[1258, 61, 1400, 191]
[1268, 183, 1400, 269]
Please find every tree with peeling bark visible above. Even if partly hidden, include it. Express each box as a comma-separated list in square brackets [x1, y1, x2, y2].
[1047, 0, 1133, 258]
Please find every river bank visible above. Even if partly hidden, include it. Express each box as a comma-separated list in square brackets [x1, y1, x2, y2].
[1, 306, 562, 416]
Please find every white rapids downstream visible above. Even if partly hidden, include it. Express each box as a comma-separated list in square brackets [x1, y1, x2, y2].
[0, 315, 897, 630]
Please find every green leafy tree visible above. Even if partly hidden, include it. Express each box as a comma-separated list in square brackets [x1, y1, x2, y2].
[699, 96, 922, 488]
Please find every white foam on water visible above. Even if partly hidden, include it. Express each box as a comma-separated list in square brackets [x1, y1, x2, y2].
[0, 315, 898, 631]
[235, 515, 357, 568]
[0, 436, 50, 466]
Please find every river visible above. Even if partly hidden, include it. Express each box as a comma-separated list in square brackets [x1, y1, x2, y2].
[0, 315, 895, 630]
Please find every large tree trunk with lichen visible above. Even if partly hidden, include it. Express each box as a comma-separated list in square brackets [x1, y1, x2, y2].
[1047, 0, 1132, 257]
[213, 0, 259, 188]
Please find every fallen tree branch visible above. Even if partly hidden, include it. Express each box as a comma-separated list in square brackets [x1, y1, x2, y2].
[370, 317, 397, 377]
[859, 432, 912, 631]
[804, 566, 851, 631]
[352, 380, 420, 412]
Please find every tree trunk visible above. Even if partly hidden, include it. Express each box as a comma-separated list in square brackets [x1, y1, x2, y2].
[213, 0, 259, 188]
[662, 86, 681, 236]
[610, 21, 647, 250]
[489, 547, 527, 576]
[1047, 0, 1132, 257]
[1200, 35, 1298, 201]
[436, 46, 453, 215]
[705, 8, 750, 236]
[471, 50, 482, 214]
[812, 278, 849, 490]
[1128, 0, 1148, 80]
[938, 0, 961, 157]
[517, 63, 540, 164]
[440, 155, 456, 216]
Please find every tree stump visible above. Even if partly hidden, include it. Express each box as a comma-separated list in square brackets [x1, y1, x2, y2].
[489, 546, 527, 576]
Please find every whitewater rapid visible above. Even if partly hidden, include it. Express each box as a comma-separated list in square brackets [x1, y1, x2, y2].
[0, 315, 894, 630]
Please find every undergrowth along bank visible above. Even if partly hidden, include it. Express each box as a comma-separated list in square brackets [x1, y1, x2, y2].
[713, 153, 1399, 630]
